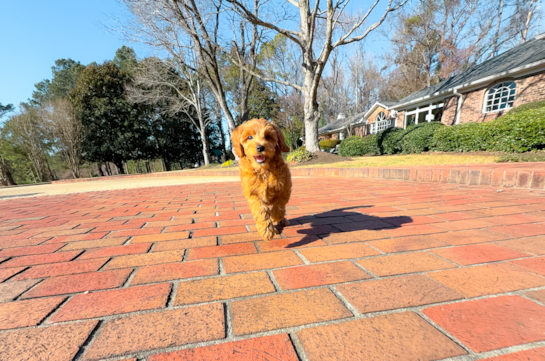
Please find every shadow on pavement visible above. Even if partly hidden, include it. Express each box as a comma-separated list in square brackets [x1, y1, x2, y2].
[279, 206, 412, 247]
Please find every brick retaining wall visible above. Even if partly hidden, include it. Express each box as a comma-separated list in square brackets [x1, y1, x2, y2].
[52, 163, 545, 190]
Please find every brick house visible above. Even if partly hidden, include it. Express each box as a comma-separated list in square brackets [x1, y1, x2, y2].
[319, 33, 545, 139]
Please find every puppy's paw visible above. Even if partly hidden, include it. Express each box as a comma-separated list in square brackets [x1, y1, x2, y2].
[279, 218, 290, 227]
[261, 221, 277, 241]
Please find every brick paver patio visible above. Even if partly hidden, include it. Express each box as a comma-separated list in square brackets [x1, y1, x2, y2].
[1, 177, 544, 360]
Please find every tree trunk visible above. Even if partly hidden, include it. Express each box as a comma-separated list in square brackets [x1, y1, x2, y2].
[5, 169, 16, 186]
[491, 0, 505, 58]
[214, 94, 239, 160]
[522, 0, 536, 43]
[105, 162, 112, 176]
[0, 156, 16, 186]
[113, 160, 124, 175]
[239, 84, 250, 124]
[200, 131, 210, 166]
[303, 90, 321, 153]
[98, 162, 105, 177]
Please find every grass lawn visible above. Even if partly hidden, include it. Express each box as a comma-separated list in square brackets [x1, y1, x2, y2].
[200, 150, 545, 170]
[298, 153, 498, 168]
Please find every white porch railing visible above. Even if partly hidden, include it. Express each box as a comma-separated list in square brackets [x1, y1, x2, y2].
[370, 118, 394, 134]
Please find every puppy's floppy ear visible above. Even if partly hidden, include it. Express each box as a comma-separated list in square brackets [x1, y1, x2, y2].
[271, 122, 290, 153]
[230, 125, 245, 158]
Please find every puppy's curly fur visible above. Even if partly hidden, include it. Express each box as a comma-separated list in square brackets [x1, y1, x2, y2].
[231, 118, 292, 241]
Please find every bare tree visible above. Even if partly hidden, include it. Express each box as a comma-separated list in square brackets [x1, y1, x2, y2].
[121, 0, 266, 160]
[127, 57, 214, 165]
[510, 0, 540, 43]
[39, 98, 83, 178]
[348, 47, 382, 113]
[319, 49, 352, 122]
[0, 127, 16, 186]
[0, 103, 16, 185]
[8, 110, 54, 183]
[225, 0, 407, 152]
[488, 0, 541, 57]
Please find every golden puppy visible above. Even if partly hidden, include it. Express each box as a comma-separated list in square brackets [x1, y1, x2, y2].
[231, 118, 292, 241]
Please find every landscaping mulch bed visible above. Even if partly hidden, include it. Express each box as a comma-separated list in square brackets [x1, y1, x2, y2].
[293, 151, 352, 166]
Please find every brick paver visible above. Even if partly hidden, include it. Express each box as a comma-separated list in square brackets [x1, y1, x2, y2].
[1, 176, 544, 360]
[424, 296, 545, 352]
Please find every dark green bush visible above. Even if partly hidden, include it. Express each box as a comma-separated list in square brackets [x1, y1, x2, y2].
[338, 135, 379, 156]
[431, 101, 545, 153]
[400, 122, 444, 154]
[431, 122, 491, 152]
[319, 139, 342, 151]
[486, 107, 545, 152]
[507, 100, 545, 114]
[376, 127, 405, 154]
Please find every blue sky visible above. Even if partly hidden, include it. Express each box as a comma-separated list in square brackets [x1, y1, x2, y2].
[0, 0, 150, 108]
[0, 0, 391, 111]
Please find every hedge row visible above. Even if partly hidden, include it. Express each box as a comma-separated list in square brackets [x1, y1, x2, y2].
[339, 122, 444, 156]
[338, 101, 545, 156]
[432, 102, 545, 152]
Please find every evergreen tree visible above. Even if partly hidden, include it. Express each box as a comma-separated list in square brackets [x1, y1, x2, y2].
[30, 59, 85, 106]
[69, 62, 150, 173]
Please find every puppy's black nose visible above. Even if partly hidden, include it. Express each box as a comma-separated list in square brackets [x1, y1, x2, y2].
[256, 145, 265, 152]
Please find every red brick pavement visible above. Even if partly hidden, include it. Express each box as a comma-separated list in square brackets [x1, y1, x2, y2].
[0, 178, 545, 360]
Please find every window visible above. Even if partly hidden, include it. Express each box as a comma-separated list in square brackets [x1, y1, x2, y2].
[403, 101, 444, 128]
[370, 111, 393, 134]
[484, 81, 516, 112]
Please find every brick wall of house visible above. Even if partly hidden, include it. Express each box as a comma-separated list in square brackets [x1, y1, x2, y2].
[514, 71, 545, 105]
[367, 107, 390, 124]
[353, 124, 367, 137]
[442, 96, 458, 125]
[395, 111, 405, 128]
[458, 71, 545, 123]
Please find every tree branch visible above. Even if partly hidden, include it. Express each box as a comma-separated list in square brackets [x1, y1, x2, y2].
[333, 0, 409, 48]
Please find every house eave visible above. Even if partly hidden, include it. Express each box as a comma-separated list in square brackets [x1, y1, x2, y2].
[363, 102, 392, 119]
[391, 59, 545, 111]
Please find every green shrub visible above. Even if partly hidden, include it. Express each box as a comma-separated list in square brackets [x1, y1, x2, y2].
[400, 122, 444, 154]
[431, 101, 545, 153]
[486, 107, 545, 152]
[319, 139, 342, 151]
[338, 135, 379, 156]
[220, 160, 233, 167]
[431, 122, 491, 152]
[507, 100, 545, 114]
[376, 127, 405, 154]
[286, 147, 316, 162]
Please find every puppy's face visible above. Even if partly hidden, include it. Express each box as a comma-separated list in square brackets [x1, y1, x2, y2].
[231, 118, 289, 169]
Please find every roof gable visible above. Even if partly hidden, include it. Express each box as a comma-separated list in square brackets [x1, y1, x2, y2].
[393, 35, 545, 108]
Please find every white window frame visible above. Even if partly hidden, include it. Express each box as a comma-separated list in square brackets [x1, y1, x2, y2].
[370, 111, 394, 134]
[403, 101, 444, 129]
[483, 81, 516, 113]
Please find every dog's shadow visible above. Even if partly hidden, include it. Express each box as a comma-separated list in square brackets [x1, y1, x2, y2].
[277, 206, 413, 247]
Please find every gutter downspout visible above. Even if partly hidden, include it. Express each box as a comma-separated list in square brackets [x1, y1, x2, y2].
[453, 89, 464, 125]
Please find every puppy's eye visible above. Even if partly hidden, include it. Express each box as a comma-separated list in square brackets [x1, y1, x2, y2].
[247, 135, 253, 140]
[265, 135, 271, 141]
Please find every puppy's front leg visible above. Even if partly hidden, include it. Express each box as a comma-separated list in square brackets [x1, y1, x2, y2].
[247, 195, 276, 241]
[271, 205, 289, 227]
